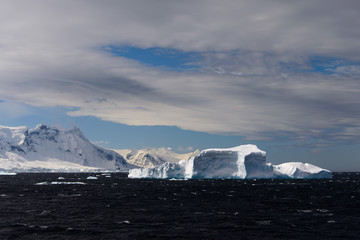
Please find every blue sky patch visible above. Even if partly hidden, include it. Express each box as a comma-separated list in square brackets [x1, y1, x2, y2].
[280, 56, 360, 75]
[309, 56, 346, 74]
[103, 45, 202, 71]
[308, 56, 360, 75]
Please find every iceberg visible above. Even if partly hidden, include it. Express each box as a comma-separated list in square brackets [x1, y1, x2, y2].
[35, 181, 86, 185]
[86, 176, 98, 180]
[0, 171, 17, 175]
[129, 162, 186, 179]
[272, 162, 332, 179]
[128, 144, 332, 179]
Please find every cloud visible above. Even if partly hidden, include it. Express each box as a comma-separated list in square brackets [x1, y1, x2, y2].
[1, 0, 359, 55]
[0, 0, 360, 144]
[91, 140, 111, 146]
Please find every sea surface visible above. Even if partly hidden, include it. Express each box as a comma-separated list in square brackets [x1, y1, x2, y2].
[0, 172, 359, 239]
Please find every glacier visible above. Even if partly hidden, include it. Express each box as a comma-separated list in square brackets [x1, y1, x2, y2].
[128, 144, 332, 179]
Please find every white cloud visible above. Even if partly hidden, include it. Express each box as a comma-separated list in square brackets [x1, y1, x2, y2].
[91, 140, 111, 146]
[0, 0, 360, 143]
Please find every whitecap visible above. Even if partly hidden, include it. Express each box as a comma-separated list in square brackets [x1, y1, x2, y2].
[169, 178, 188, 181]
[297, 209, 313, 213]
[116, 220, 130, 224]
[256, 220, 271, 225]
[35, 182, 86, 185]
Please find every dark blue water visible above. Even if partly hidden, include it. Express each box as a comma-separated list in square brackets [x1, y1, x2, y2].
[0, 172, 359, 239]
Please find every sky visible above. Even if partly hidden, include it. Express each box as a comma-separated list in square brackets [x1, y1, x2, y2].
[0, 0, 360, 171]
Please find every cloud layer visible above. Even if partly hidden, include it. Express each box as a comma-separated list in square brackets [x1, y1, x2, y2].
[0, 0, 360, 144]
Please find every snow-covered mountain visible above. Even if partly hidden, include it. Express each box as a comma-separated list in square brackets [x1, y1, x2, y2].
[0, 124, 135, 172]
[114, 147, 199, 168]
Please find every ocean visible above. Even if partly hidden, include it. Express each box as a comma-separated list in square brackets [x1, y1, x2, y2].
[0, 172, 359, 239]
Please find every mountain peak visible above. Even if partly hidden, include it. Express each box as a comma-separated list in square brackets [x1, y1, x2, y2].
[33, 123, 51, 130]
[114, 147, 199, 168]
[0, 124, 135, 172]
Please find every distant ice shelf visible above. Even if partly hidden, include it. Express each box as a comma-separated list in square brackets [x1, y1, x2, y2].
[128, 144, 332, 179]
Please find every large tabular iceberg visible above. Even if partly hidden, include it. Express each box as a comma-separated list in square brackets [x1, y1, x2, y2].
[128, 144, 332, 179]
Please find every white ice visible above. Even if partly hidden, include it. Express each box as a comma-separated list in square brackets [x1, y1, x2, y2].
[0, 124, 136, 172]
[35, 182, 87, 185]
[128, 144, 332, 179]
[272, 162, 332, 179]
[0, 171, 17, 175]
[114, 147, 199, 168]
[86, 176, 98, 180]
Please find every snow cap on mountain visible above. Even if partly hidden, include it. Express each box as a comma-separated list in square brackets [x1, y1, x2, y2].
[0, 124, 136, 172]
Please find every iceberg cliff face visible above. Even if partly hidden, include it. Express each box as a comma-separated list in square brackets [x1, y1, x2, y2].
[128, 144, 332, 179]
[128, 162, 185, 179]
[190, 145, 271, 179]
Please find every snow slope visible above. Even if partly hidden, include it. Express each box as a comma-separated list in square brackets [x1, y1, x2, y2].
[0, 124, 135, 172]
[128, 144, 332, 179]
[114, 147, 199, 168]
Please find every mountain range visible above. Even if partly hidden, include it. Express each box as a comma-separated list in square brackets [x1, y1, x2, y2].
[0, 124, 195, 172]
[114, 148, 199, 168]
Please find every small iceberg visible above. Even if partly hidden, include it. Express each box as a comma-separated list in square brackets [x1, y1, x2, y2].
[86, 176, 98, 180]
[272, 162, 332, 179]
[35, 181, 86, 185]
[0, 171, 17, 175]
